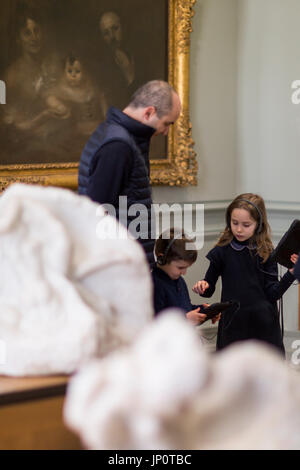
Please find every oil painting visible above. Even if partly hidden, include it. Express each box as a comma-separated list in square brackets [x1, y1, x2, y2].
[0, 0, 196, 190]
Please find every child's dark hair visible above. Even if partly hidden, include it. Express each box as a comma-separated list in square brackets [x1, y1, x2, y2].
[64, 53, 83, 68]
[155, 228, 198, 265]
[66, 54, 78, 66]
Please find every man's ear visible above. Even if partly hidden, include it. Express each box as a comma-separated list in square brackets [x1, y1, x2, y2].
[143, 106, 156, 122]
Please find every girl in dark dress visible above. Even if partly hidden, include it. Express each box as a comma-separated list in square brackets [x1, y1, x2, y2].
[193, 193, 299, 354]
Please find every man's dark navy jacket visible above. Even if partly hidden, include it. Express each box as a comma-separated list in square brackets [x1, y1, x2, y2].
[78, 106, 155, 267]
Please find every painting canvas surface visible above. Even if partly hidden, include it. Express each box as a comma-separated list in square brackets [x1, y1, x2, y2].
[0, 0, 168, 165]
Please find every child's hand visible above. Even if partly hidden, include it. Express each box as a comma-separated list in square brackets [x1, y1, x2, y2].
[186, 307, 206, 326]
[211, 313, 221, 324]
[192, 280, 209, 295]
[289, 253, 299, 274]
[201, 303, 221, 324]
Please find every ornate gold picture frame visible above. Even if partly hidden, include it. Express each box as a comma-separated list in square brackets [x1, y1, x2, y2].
[151, 0, 197, 186]
[0, 0, 197, 192]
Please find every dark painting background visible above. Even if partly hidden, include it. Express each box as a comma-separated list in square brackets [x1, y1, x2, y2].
[0, 0, 168, 165]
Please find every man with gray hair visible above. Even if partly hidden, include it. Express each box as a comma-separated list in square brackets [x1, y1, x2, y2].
[78, 80, 181, 268]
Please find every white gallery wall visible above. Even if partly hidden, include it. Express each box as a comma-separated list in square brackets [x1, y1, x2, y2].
[153, 0, 300, 332]
[236, 0, 300, 330]
[152, 0, 237, 204]
[236, 0, 300, 200]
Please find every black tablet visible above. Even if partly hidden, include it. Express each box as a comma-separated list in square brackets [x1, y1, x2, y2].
[201, 301, 233, 323]
[269, 219, 300, 269]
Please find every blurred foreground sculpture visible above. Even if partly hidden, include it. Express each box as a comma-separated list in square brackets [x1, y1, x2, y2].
[64, 312, 300, 450]
[0, 184, 153, 376]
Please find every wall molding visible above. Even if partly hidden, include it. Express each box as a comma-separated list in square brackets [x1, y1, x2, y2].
[154, 199, 300, 241]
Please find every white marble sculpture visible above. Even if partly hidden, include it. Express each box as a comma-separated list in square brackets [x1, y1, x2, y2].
[64, 312, 300, 450]
[0, 183, 153, 376]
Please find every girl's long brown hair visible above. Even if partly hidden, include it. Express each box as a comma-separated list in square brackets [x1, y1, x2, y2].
[217, 193, 273, 262]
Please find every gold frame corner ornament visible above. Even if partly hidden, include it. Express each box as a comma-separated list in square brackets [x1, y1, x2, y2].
[0, 0, 197, 192]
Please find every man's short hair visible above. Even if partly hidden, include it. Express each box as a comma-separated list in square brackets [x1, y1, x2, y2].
[129, 80, 175, 118]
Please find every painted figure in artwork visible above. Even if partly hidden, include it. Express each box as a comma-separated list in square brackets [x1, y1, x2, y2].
[98, 11, 135, 109]
[3, 10, 59, 138]
[45, 54, 107, 136]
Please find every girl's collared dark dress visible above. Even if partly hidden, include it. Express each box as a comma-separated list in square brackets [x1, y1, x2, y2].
[152, 265, 202, 315]
[202, 238, 295, 353]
